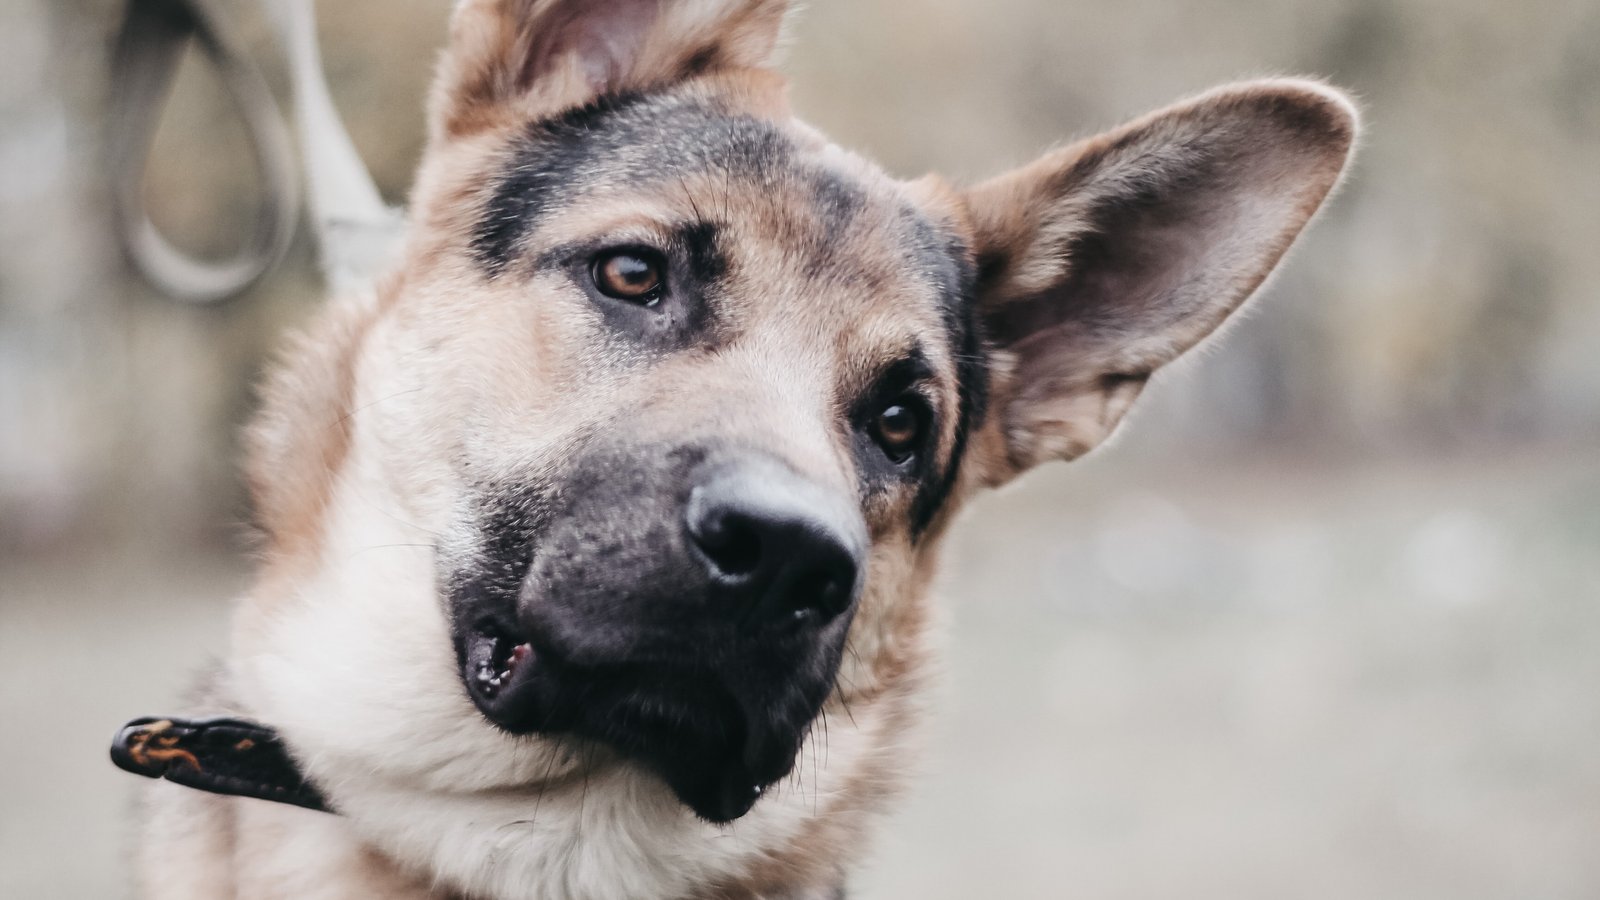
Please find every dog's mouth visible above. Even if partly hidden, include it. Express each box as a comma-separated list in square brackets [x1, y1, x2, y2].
[458, 618, 812, 823]
[464, 623, 538, 713]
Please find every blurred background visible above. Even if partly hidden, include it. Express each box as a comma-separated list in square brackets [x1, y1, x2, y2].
[3, 0, 1598, 896]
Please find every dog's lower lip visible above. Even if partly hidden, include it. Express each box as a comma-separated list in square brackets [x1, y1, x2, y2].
[457, 619, 813, 820]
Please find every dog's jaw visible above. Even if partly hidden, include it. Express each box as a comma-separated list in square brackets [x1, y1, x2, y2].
[231, 392, 926, 900]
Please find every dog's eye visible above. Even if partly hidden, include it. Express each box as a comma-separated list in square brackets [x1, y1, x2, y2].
[871, 398, 925, 463]
[591, 249, 665, 304]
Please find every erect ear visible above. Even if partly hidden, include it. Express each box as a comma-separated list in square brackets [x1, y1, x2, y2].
[432, 0, 790, 136]
[960, 79, 1358, 485]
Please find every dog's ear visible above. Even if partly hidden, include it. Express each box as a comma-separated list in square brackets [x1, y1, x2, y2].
[960, 80, 1357, 486]
[432, 0, 790, 135]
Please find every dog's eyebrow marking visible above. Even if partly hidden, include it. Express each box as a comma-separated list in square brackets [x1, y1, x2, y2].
[473, 93, 650, 277]
[670, 218, 728, 344]
[810, 171, 867, 235]
[866, 348, 937, 399]
[472, 92, 793, 277]
[677, 219, 727, 286]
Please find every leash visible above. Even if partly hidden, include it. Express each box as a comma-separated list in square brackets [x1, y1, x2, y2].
[109, 0, 404, 303]
[109, 0, 297, 302]
[109, 0, 404, 810]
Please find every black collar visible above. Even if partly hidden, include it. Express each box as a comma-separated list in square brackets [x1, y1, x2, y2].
[111, 716, 331, 813]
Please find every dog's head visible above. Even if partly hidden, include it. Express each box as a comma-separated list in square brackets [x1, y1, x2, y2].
[246, 0, 1355, 833]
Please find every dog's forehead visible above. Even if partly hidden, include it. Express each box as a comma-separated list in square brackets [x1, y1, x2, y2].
[470, 90, 964, 325]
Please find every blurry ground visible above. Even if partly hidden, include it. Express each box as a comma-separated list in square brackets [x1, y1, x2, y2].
[4, 452, 1597, 899]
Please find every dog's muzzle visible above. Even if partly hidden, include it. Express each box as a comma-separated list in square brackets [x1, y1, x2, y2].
[453, 452, 865, 823]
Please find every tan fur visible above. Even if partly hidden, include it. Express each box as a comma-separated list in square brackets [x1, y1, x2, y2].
[132, 3, 1357, 898]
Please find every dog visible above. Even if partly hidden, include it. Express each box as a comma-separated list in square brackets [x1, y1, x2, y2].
[125, 1, 1357, 897]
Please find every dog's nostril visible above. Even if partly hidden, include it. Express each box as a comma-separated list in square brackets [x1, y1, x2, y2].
[788, 565, 854, 621]
[694, 510, 764, 578]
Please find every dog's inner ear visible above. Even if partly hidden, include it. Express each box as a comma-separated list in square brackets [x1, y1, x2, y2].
[960, 81, 1358, 485]
[435, 0, 789, 134]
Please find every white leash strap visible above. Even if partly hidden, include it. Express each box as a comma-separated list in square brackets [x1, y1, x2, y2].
[261, 0, 405, 295]
[110, 0, 405, 303]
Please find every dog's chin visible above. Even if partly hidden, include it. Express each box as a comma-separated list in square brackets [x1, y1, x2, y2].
[459, 622, 809, 823]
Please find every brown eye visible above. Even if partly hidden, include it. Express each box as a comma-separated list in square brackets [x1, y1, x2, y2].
[592, 249, 665, 304]
[873, 399, 924, 461]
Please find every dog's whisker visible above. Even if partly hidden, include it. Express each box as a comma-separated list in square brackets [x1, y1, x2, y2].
[820, 706, 832, 774]
[343, 472, 445, 539]
[676, 172, 707, 226]
[330, 386, 423, 432]
[344, 542, 434, 561]
[528, 735, 565, 829]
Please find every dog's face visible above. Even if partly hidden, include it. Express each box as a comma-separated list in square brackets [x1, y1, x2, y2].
[422, 87, 982, 821]
[242, 0, 1356, 874]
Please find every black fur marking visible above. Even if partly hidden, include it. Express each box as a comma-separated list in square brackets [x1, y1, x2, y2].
[472, 92, 794, 277]
[680, 44, 724, 79]
[445, 482, 555, 673]
[797, 171, 870, 282]
[473, 93, 650, 277]
[908, 223, 988, 537]
[810, 171, 867, 234]
[678, 220, 728, 290]
[675, 219, 729, 342]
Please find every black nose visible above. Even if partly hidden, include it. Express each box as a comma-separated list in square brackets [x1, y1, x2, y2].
[686, 463, 865, 626]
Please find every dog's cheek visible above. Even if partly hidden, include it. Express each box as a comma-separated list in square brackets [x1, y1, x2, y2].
[831, 532, 932, 700]
[237, 482, 580, 794]
[363, 281, 597, 511]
